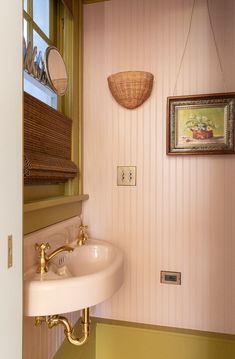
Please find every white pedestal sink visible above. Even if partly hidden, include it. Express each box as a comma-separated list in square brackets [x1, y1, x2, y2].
[24, 239, 124, 316]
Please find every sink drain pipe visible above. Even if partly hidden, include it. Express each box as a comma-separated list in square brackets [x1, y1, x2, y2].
[35, 308, 90, 346]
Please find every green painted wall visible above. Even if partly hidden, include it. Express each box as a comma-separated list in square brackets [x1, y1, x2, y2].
[53, 318, 235, 359]
[96, 321, 235, 359]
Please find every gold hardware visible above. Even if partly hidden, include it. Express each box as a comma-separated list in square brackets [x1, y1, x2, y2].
[35, 316, 45, 326]
[35, 308, 90, 346]
[77, 223, 88, 246]
[8, 235, 13, 268]
[35, 242, 74, 274]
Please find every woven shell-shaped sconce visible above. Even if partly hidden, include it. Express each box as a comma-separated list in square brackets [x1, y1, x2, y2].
[107, 71, 154, 109]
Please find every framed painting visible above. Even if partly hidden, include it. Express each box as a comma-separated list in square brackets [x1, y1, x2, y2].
[167, 93, 235, 155]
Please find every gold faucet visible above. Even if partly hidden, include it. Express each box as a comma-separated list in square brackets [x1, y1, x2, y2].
[77, 223, 88, 246]
[35, 242, 74, 274]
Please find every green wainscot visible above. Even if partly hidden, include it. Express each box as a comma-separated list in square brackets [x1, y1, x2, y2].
[54, 318, 235, 359]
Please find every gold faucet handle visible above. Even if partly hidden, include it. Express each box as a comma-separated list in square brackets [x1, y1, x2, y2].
[35, 242, 51, 254]
[78, 224, 88, 245]
[80, 224, 88, 235]
[35, 242, 51, 262]
[35, 242, 51, 274]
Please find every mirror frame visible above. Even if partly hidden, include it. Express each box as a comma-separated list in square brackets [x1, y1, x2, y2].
[44, 46, 68, 96]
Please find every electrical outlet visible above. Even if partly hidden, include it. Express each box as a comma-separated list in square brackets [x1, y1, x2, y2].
[160, 271, 181, 285]
[117, 166, 136, 186]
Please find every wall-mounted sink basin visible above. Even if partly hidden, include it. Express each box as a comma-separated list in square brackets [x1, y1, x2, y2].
[24, 239, 124, 316]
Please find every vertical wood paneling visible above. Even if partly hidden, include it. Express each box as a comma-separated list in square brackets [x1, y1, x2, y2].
[83, 0, 235, 334]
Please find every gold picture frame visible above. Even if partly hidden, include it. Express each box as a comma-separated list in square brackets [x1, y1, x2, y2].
[167, 93, 235, 155]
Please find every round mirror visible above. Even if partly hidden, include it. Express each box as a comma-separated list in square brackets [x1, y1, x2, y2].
[44, 46, 68, 96]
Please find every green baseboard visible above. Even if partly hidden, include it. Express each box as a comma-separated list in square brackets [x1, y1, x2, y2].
[53, 317, 235, 359]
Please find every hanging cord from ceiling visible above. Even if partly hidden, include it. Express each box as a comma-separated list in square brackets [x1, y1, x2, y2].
[172, 0, 228, 95]
[206, 0, 228, 92]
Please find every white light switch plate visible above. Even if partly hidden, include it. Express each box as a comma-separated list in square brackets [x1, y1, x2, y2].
[117, 166, 136, 186]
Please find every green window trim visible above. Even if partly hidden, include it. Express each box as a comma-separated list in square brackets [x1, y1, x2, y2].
[23, 0, 56, 45]
[24, 194, 88, 212]
[24, 0, 86, 235]
[24, 194, 89, 235]
[83, 0, 110, 4]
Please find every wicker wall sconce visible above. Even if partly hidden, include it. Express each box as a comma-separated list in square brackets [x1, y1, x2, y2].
[107, 71, 154, 109]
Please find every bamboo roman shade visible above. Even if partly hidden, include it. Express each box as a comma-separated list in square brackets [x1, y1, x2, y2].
[24, 92, 78, 184]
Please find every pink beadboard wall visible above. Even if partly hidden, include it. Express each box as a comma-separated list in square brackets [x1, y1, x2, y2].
[83, 0, 235, 334]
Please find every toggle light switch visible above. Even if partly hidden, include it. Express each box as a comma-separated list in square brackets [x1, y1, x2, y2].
[117, 166, 136, 186]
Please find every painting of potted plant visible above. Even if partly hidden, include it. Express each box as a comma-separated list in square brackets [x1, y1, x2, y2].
[184, 114, 216, 140]
[174, 105, 226, 148]
[167, 93, 235, 155]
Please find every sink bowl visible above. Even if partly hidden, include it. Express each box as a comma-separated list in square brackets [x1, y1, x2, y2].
[24, 239, 124, 316]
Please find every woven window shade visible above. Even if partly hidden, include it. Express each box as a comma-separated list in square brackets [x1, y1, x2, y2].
[24, 92, 78, 184]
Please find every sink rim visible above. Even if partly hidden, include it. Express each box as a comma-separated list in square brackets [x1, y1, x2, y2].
[24, 239, 124, 316]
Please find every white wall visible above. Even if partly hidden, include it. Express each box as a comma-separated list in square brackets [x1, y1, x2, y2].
[83, 0, 235, 334]
[0, 1, 22, 357]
